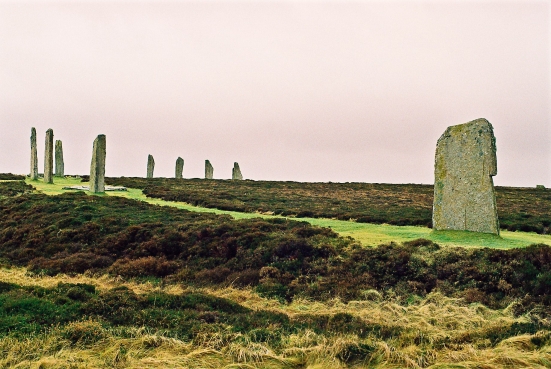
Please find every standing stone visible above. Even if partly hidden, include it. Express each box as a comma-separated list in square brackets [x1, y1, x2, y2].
[30, 127, 38, 180]
[433, 118, 499, 234]
[90, 135, 106, 193]
[175, 157, 184, 179]
[232, 162, 243, 180]
[44, 129, 54, 183]
[147, 155, 155, 178]
[205, 160, 213, 179]
[55, 140, 64, 177]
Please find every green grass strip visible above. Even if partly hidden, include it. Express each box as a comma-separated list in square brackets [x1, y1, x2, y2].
[27, 177, 551, 249]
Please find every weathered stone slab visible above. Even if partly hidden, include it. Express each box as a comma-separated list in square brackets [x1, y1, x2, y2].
[89, 134, 106, 193]
[105, 186, 126, 192]
[432, 118, 499, 234]
[175, 157, 184, 179]
[232, 162, 243, 180]
[55, 140, 64, 177]
[205, 160, 213, 179]
[30, 127, 38, 180]
[147, 154, 155, 178]
[63, 185, 126, 192]
[44, 129, 54, 183]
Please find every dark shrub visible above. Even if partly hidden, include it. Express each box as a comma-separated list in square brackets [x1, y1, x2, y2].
[28, 253, 113, 275]
[0, 173, 25, 180]
[227, 269, 261, 286]
[109, 257, 179, 277]
[193, 266, 233, 284]
[0, 181, 33, 197]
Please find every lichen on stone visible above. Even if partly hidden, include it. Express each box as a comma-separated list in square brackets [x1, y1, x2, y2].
[432, 118, 499, 234]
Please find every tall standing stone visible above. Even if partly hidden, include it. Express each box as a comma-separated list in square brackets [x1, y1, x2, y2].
[147, 155, 155, 178]
[232, 162, 243, 180]
[55, 140, 64, 177]
[30, 127, 38, 180]
[44, 129, 54, 183]
[432, 118, 499, 234]
[90, 135, 106, 193]
[205, 160, 213, 179]
[175, 157, 184, 179]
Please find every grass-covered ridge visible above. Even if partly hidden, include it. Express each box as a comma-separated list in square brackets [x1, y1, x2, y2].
[103, 177, 551, 234]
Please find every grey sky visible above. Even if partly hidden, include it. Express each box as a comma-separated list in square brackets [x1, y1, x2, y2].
[1, 1, 549, 186]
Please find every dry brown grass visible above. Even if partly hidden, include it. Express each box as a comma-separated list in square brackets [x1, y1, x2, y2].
[2, 266, 551, 368]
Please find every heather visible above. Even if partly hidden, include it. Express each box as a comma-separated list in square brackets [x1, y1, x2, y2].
[2, 179, 551, 368]
[0, 181, 550, 312]
[104, 177, 551, 234]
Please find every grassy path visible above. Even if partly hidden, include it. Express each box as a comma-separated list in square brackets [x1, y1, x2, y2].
[27, 177, 551, 249]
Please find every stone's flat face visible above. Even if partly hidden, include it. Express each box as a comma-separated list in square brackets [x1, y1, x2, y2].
[89, 134, 106, 193]
[147, 154, 155, 178]
[64, 185, 126, 192]
[44, 129, 54, 184]
[232, 162, 243, 180]
[205, 160, 213, 179]
[175, 157, 184, 179]
[433, 118, 499, 234]
[30, 127, 38, 180]
[55, 140, 64, 177]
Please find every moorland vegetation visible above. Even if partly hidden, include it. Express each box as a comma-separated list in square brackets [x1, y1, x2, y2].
[0, 173, 25, 180]
[2, 179, 551, 368]
[103, 177, 551, 234]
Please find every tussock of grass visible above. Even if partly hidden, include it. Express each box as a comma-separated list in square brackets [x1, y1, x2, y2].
[0, 266, 183, 295]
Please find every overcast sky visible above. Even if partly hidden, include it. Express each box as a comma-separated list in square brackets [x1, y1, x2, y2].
[1, 0, 549, 186]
